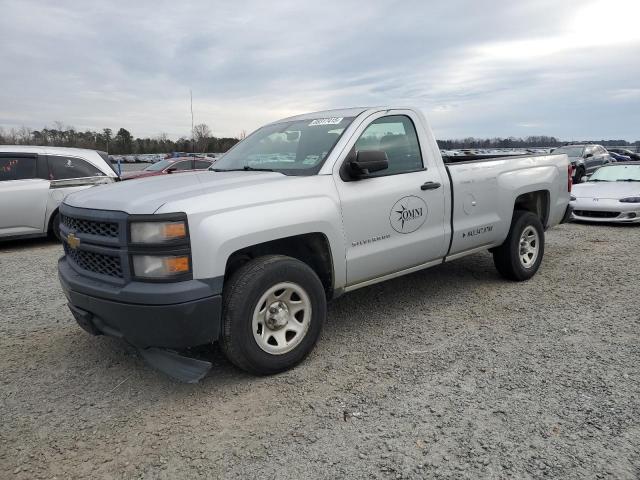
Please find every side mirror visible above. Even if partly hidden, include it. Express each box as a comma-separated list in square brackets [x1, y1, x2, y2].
[585, 153, 593, 158]
[166, 166, 177, 173]
[348, 150, 389, 178]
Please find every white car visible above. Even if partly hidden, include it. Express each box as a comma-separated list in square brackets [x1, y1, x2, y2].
[0, 146, 118, 240]
[570, 163, 640, 223]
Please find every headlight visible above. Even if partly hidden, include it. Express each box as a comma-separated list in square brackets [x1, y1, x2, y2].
[619, 197, 640, 203]
[132, 255, 191, 278]
[570, 195, 576, 201]
[130, 221, 187, 243]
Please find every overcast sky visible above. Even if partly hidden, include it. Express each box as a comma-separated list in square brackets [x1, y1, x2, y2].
[1, 0, 639, 140]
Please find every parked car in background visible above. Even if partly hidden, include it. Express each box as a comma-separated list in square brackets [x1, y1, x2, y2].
[570, 163, 640, 223]
[120, 157, 215, 180]
[0, 146, 118, 240]
[608, 151, 631, 162]
[552, 144, 612, 183]
[166, 152, 188, 159]
[608, 148, 640, 161]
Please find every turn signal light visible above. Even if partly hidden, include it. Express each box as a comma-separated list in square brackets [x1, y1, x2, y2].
[165, 256, 190, 274]
[163, 222, 186, 239]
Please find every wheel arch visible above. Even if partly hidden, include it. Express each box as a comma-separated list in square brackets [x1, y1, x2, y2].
[513, 190, 550, 228]
[224, 232, 336, 299]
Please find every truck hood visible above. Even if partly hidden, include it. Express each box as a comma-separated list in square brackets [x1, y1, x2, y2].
[572, 181, 640, 199]
[64, 170, 290, 214]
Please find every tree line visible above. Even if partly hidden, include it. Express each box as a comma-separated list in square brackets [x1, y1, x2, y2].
[0, 122, 240, 154]
[437, 136, 639, 150]
[1, 124, 638, 153]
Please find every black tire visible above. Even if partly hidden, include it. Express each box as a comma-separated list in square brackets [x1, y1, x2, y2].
[573, 166, 585, 184]
[220, 255, 326, 375]
[492, 210, 545, 281]
[50, 212, 62, 241]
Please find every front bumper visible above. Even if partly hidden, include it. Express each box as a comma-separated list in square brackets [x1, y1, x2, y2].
[569, 199, 640, 223]
[59, 257, 223, 349]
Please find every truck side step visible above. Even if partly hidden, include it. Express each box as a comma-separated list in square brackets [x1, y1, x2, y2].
[139, 348, 212, 383]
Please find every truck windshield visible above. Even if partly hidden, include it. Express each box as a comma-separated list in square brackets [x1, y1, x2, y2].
[211, 116, 355, 175]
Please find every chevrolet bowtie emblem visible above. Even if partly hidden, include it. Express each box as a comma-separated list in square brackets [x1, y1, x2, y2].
[66, 232, 81, 249]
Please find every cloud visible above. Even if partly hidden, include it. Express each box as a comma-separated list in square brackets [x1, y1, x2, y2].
[608, 89, 640, 101]
[0, 0, 638, 140]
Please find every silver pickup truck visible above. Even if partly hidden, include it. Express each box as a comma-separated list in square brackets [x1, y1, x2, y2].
[58, 107, 572, 378]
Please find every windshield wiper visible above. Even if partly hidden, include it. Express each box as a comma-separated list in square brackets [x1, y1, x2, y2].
[587, 179, 608, 182]
[616, 178, 639, 182]
[211, 166, 275, 172]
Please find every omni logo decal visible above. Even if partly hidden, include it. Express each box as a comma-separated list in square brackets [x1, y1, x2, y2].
[390, 196, 428, 234]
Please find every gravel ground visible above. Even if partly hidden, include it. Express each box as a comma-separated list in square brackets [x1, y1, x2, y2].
[1, 222, 638, 479]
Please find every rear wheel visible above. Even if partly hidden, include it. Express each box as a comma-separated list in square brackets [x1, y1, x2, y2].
[492, 210, 545, 281]
[221, 255, 326, 375]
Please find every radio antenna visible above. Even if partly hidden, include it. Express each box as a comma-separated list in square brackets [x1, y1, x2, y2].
[190, 89, 194, 153]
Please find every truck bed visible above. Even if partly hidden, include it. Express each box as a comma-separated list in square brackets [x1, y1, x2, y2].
[443, 153, 564, 164]
[444, 153, 569, 259]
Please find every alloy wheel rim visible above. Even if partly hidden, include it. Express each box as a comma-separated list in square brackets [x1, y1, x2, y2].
[519, 226, 539, 268]
[252, 282, 311, 355]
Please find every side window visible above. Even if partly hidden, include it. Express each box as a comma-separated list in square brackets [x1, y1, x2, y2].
[194, 160, 212, 169]
[0, 155, 37, 181]
[48, 156, 104, 180]
[354, 115, 423, 176]
[171, 160, 193, 171]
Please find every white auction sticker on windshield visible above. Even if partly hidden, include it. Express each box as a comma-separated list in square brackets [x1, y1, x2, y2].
[308, 117, 343, 126]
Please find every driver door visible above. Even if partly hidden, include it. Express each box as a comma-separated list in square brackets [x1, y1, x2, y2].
[333, 111, 448, 287]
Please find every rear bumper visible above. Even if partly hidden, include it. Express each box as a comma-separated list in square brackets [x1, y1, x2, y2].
[58, 257, 222, 349]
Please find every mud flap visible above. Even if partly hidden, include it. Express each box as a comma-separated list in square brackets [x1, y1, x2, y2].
[139, 348, 212, 383]
[561, 204, 573, 224]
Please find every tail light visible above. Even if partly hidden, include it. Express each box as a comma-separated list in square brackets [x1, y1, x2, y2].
[568, 164, 573, 192]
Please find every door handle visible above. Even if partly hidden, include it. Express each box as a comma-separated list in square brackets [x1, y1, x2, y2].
[421, 181, 441, 191]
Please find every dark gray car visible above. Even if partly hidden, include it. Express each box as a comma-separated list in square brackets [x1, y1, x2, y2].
[553, 144, 613, 183]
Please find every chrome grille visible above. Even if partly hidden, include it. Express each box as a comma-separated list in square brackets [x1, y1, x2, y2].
[61, 214, 119, 238]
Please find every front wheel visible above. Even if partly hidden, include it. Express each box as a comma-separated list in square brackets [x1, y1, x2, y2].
[573, 166, 585, 184]
[221, 255, 326, 375]
[492, 210, 545, 281]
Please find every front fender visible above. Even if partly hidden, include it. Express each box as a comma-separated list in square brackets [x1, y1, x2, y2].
[187, 196, 346, 289]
